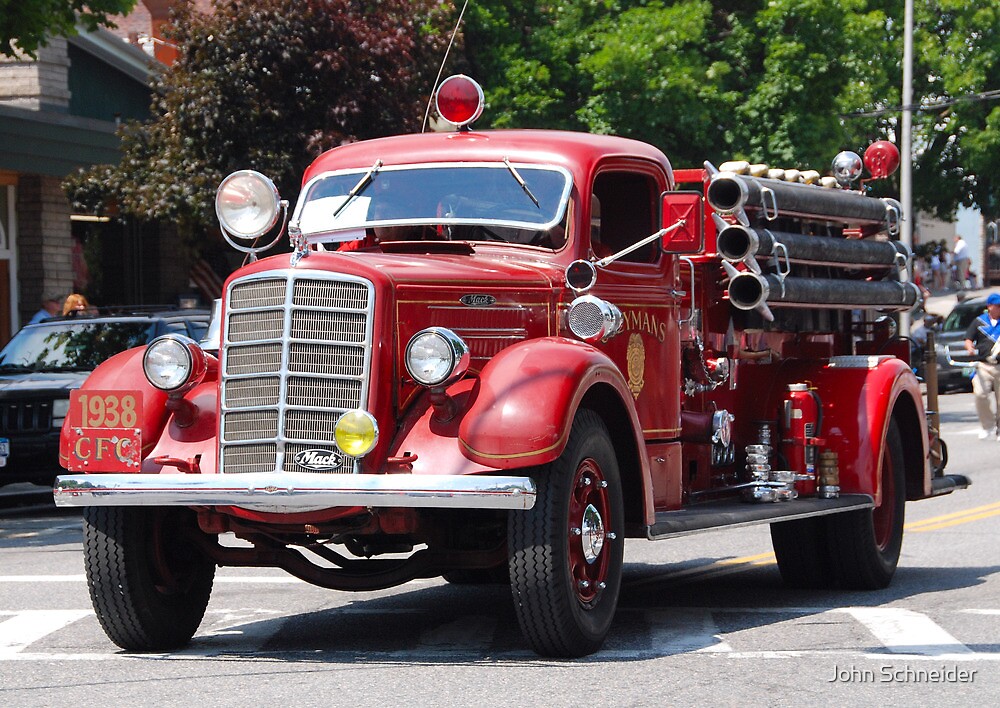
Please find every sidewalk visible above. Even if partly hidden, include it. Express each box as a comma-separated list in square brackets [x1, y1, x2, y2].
[924, 286, 996, 318]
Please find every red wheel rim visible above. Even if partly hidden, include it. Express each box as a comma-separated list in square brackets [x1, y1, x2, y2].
[872, 450, 896, 550]
[567, 458, 611, 605]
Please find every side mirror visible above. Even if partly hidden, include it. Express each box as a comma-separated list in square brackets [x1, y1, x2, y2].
[660, 191, 703, 253]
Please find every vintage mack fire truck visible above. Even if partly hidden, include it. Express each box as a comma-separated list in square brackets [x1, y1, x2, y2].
[55, 75, 969, 658]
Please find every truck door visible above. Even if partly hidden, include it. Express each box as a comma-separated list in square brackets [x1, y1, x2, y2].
[589, 168, 681, 445]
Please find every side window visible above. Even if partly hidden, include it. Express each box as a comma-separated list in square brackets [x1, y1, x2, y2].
[592, 171, 659, 263]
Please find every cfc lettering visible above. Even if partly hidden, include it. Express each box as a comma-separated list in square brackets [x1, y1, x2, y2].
[73, 436, 132, 462]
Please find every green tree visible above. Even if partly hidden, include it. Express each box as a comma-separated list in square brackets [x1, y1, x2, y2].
[66, 0, 450, 233]
[0, 0, 138, 57]
[463, 1, 1000, 225]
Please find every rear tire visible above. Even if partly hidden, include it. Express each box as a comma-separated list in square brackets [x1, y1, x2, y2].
[83, 507, 216, 651]
[771, 419, 906, 590]
[508, 410, 624, 657]
[770, 516, 834, 588]
[827, 420, 906, 589]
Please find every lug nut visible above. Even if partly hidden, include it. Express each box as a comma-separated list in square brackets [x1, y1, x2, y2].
[570, 527, 582, 536]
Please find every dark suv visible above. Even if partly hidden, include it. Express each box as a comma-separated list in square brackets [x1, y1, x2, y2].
[0, 308, 211, 486]
[934, 296, 987, 393]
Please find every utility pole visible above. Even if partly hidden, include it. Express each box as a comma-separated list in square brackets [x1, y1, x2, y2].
[900, 0, 914, 335]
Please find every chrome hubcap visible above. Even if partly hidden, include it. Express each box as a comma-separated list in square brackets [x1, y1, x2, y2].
[581, 503, 605, 563]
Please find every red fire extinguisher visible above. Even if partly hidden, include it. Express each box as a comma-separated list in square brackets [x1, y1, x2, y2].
[782, 383, 824, 494]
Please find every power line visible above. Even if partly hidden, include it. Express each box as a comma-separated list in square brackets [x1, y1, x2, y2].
[843, 88, 1000, 118]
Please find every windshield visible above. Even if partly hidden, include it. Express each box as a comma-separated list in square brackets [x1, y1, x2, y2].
[0, 321, 154, 372]
[292, 162, 572, 247]
[942, 303, 985, 333]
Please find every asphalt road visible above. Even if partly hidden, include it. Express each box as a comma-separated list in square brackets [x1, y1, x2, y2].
[1, 391, 997, 707]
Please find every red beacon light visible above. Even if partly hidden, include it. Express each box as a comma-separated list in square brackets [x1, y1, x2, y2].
[863, 140, 900, 180]
[435, 75, 484, 130]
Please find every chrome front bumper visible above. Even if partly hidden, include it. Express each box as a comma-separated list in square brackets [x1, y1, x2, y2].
[53, 472, 536, 513]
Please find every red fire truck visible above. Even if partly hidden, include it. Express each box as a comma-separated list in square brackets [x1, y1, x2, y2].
[55, 75, 968, 658]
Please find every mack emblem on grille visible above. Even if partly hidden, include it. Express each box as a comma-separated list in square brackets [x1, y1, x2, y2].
[460, 294, 496, 307]
[293, 449, 345, 471]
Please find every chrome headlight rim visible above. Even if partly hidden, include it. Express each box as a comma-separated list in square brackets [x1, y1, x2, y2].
[143, 334, 208, 392]
[404, 327, 470, 387]
[215, 169, 282, 239]
[567, 294, 623, 343]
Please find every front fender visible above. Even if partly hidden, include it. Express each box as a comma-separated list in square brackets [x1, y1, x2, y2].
[58, 348, 171, 471]
[143, 380, 220, 474]
[458, 337, 644, 469]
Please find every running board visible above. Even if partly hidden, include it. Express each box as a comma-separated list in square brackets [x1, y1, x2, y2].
[929, 474, 971, 496]
[641, 494, 874, 540]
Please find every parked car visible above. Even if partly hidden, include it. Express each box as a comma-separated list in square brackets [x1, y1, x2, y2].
[933, 295, 988, 393]
[0, 307, 211, 486]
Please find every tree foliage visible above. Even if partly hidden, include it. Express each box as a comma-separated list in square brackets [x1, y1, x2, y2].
[66, 0, 450, 232]
[66, 0, 1000, 233]
[0, 0, 138, 57]
[463, 0, 1000, 224]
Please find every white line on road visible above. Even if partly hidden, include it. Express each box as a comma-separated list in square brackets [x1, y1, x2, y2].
[840, 607, 975, 656]
[0, 610, 92, 656]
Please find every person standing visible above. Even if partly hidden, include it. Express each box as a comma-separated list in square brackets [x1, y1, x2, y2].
[953, 234, 971, 290]
[964, 293, 1000, 439]
[28, 293, 62, 324]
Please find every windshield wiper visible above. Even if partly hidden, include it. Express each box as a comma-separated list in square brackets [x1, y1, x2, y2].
[503, 157, 540, 208]
[333, 159, 382, 219]
[0, 363, 35, 373]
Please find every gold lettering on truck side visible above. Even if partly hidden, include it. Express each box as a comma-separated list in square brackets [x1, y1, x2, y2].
[622, 309, 667, 342]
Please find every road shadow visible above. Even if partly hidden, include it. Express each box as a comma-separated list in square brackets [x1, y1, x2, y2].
[129, 556, 1000, 664]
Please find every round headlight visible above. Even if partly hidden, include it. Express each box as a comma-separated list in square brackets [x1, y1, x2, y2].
[216, 170, 281, 239]
[404, 327, 470, 387]
[568, 295, 623, 343]
[335, 410, 379, 458]
[143, 335, 207, 392]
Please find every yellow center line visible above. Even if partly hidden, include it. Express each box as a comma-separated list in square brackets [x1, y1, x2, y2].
[908, 508, 1000, 532]
[903, 502, 1000, 531]
[719, 551, 776, 565]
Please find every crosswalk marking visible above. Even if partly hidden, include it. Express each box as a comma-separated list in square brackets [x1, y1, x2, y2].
[642, 609, 733, 654]
[840, 607, 975, 656]
[0, 607, 994, 661]
[0, 610, 92, 656]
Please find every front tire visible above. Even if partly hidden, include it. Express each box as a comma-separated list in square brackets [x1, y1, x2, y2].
[83, 507, 216, 651]
[508, 410, 624, 657]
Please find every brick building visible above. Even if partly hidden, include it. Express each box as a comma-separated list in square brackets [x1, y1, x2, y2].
[0, 0, 212, 345]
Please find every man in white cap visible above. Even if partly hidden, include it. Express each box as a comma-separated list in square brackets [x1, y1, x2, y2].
[964, 292, 1000, 438]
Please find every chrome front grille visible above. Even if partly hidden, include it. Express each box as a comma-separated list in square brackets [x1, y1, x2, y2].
[220, 271, 374, 475]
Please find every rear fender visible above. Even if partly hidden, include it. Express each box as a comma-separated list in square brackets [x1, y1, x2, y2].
[792, 357, 926, 504]
[458, 337, 645, 469]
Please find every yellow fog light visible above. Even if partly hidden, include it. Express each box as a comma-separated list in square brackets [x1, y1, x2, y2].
[335, 410, 379, 458]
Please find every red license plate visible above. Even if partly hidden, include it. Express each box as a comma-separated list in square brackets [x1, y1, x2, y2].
[65, 390, 143, 472]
